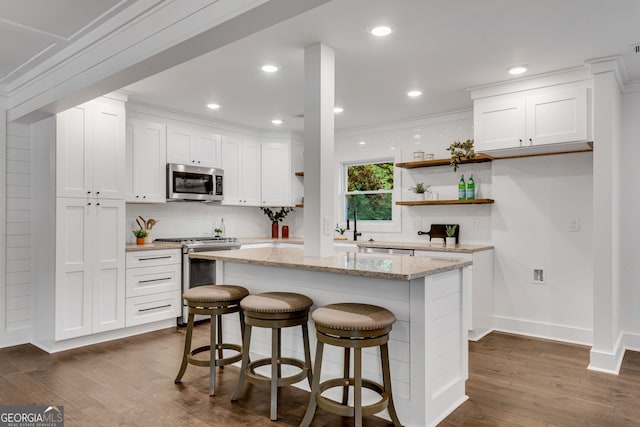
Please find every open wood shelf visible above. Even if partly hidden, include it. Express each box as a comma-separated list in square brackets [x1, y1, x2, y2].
[396, 198, 494, 206]
[294, 171, 304, 176]
[295, 204, 304, 208]
[395, 154, 493, 169]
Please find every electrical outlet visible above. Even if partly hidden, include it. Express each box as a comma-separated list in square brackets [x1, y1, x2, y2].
[532, 267, 546, 285]
[472, 218, 479, 231]
[323, 217, 332, 235]
[569, 219, 580, 232]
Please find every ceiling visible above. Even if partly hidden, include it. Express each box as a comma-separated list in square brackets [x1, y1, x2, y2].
[2, 1, 640, 133]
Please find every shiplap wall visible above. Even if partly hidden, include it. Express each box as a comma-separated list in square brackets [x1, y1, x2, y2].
[3, 122, 31, 346]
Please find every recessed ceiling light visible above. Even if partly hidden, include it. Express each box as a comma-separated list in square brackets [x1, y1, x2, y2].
[407, 90, 422, 98]
[272, 119, 283, 125]
[206, 103, 220, 110]
[261, 64, 279, 73]
[334, 106, 344, 113]
[370, 25, 393, 37]
[358, 140, 367, 146]
[508, 66, 528, 75]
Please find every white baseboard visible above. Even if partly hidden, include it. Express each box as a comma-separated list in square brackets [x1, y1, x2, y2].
[623, 332, 640, 352]
[588, 332, 624, 375]
[0, 326, 31, 349]
[492, 315, 592, 346]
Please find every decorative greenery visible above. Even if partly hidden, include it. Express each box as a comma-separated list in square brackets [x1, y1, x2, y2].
[260, 207, 294, 223]
[445, 224, 458, 237]
[409, 182, 430, 194]
[335, 224, 346, 235]
[132, 228, 149, 238]
[447, 139, 475, 172]
[214, 228, 223, 236]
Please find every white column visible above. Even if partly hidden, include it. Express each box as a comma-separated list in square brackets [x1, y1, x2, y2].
[589, 62, 623, 373]
[304, 43, 335, 257]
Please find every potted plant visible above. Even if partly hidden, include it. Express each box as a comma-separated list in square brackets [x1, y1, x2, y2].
[260, 207, 294, 238]
[409, 183, 430, 200]
[214, 228, 223, 237]
[447, 139, 475, 172]
[445, 224, 458, 246]
[335, 224, 347, 240]
[132, 228, 149, 245]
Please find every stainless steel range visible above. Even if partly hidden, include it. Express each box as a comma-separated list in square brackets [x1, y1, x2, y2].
[154, 237, 241, 325]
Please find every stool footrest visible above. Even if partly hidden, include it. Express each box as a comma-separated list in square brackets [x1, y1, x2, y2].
[187, 343, 243, 367]
[246, 357, 309, 386]
[316, 378, 389, 417]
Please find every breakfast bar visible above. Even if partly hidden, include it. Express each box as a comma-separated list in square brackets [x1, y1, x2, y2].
[190, 247, 472, 427]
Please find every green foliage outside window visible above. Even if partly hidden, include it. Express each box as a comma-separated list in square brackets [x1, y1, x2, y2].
[345, 162, 394, 221]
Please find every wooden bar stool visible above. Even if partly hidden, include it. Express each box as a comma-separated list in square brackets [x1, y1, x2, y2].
[300, 303, 402, 427]
[175, 285, 249, 396]
[231, 292, 313, 421]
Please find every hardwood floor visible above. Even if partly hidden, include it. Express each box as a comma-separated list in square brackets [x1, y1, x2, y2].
[1, 327, 639, 426]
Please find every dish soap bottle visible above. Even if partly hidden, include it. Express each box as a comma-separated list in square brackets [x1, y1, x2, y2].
[218, 218, 226, 237]
[466, 174, 475, 200]
[458, 175, 466, 200]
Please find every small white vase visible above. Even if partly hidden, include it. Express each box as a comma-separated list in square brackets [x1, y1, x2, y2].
[415, 193, 425, 201]
[445, 237, 456, 246]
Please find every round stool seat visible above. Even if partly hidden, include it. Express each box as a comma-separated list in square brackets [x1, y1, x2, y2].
[312, 303, 396, 332]
[240, 292, 313, 313]
[183, 285, 249, 303]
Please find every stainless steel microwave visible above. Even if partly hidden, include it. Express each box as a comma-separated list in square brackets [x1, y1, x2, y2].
[167, 163, 223, 202]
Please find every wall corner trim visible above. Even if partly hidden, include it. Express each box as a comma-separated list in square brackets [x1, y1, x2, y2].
[588, 332, 625, 375]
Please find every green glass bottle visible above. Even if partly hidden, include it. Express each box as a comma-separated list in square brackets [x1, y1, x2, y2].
[458, 174, 466, 200]
[467, 174, 475, 200]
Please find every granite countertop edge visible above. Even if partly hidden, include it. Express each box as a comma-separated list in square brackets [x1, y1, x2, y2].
[356, 241, 493, 253]
[125, 242, 183, 252]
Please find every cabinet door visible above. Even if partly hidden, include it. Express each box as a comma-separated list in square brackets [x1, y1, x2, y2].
[92, 199, 125, 333]
[243, 139, 262, 206]
[167, 126, 194, 165]
[192, 131, 221, 168]
[55, 198, 92, 340]
[127, 119, 167, 203]
[526, 87, 588, 146]
[221, 136, 242, 205]
[90, 99, 126, 199]
[261, 142, 290, 206]
[56, 105, 90, 198]
[473, 97, 526, 151]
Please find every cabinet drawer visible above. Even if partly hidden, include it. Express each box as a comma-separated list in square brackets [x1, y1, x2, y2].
[126, 249, 181, 268]
[125, 291, 181, 327]
[126, 263, 181, 297]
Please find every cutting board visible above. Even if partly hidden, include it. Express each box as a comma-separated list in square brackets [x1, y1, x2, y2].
[419, 224, 460, 243]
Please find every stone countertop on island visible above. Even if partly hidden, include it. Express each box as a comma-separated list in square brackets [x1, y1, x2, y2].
[357, 240, 493, 253]
[190, 247, 471, 281]
[238, 237, 304, 245]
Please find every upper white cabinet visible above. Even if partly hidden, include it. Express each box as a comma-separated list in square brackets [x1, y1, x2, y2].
[126, 118, 167, 203]
[473, 84, 590, 156]
[167, 125, 221, 168]
[260, 140, 303, 206]
[56, 97, 126, 199]
[221, 135, 261, 206]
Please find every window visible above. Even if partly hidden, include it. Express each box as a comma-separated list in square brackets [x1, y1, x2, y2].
[344, 161, 394, 222]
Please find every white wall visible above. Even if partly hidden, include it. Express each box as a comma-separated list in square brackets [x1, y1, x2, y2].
[621, 89, 640, 347]
[2, 122, 32, 346]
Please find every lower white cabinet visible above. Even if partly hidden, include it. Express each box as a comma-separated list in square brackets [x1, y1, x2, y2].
[55, 198, 126, 340]
[125, 249, 181, 327]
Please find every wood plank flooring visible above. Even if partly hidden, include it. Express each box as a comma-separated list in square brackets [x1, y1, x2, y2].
[1, 327, 639, 426]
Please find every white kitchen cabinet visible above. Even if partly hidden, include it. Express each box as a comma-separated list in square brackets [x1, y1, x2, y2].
[167, 125, 221, 168]
[414, 249, 494, 341]
[221, 135, 261, 206]
[125, 118, 167, 203]
[260, 140, 303, 206]
[125, 249, 181, 327]
[474, 84, 589, 156]
[55, 198, 126, 340]
[56, 97, 126, 199]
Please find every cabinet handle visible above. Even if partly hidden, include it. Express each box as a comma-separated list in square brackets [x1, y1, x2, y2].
[143, 195, 146, 199]
[87, 202, 92, 206]
[138, 304, 171, 312]
[529, 138, 533, 145]
[138, 277, 172, 284]
[96, 203, 101, 206]
[87, 191, 91, 194]
[96, 191, 100, 195]
[519, 139, 523, 146]
[192, 160, 196, 163]
[136, 195, 140, 198]
[138, 256, 172, 261]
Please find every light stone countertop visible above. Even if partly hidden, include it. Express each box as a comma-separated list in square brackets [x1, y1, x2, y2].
[190, 247, 471, 280]
[238, 237, 304, 245]
[356, 240, 493, 253]
[125, 242, 183, 252]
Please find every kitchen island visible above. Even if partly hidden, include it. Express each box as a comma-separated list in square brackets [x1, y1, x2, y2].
[191, 247, 471, 427]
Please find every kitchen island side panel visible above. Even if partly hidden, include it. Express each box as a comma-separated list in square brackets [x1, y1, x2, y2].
[217, 260, 466, 427]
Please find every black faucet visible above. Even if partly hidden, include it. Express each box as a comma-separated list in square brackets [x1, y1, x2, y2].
[353, 208, 362, 241]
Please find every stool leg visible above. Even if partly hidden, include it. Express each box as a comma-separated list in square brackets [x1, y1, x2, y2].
[270, 327, 279, 421]
[354, 347, 363, 427]
[276, 328, 282, 379]
[342, 347, 350, 405]
[300, 340, 324, 427]
[175, 311, 195, 384]
[231, 323, 252, 401]
[302, 322, 313, 386]
[209, 313, 217, 396]
[381, 342, 402, 427]
[217, 314, 224, 370]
